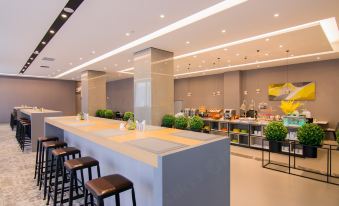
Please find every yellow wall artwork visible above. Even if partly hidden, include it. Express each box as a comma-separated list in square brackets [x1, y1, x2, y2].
[268, 82, 315, 101]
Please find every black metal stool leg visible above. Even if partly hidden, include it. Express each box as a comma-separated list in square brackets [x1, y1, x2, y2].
[68, 171, 75, 206]
[34, 140, 40, 179]
[132, 187, 136, 206]
[39, 146, 45, 189]
[115, 193, 120, 206]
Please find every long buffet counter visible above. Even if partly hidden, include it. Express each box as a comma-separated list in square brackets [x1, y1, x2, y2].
[45, 116, 230, 206]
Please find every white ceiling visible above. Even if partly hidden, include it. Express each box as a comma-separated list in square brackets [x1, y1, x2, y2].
[0, 0, 339, 81]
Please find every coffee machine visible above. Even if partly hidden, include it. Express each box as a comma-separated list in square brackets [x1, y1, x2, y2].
[224, 109, 236, 119]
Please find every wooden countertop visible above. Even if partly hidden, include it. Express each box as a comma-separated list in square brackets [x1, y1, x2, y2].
[45, 116, 227, 168]
[20, 108, 61, 116]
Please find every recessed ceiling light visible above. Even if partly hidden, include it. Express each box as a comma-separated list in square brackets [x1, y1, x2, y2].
[63, 7, 74, 13]
[274, 13, 279, 18]
[128, 59, 131, 62]
[30, 57, 33, 60]
[34, 51, 39, 54]
[91, 50, 96, 54]
[69, 62, 73, 65]
[279, 45, 283, 48]
[317, 56, 321, 60]
[265, 38, 270, 42]
[125, 32, 131, 36]
[50, 30, 55, 34]
[265, 53, 269, 56]
[290, 54, 294, 57]
[221, 29, 226, 33]
[186, 41, 190, 44]
[160, 14, 165, 18]
[236, 53, 240, 56]
[27, 62, 30, 65]
[42, 41, 46, 45]
[79, 57, 83, 60]
[224, 48, 228, 51]
[61, 13, 68, 18]
[193, 55, 197, 58]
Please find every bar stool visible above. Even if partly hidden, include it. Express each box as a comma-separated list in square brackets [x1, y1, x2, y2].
[18, 119, 31, 152]
[34, 137, 59, 181]
[46, 147, 81, 206]
[61, 156, 101, 206]
[39, 141, 67, 199]
[84, 174, 136, 206]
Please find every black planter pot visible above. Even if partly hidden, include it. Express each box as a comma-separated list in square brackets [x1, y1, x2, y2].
[303, 145, 318, 158]
[269, 141, 281, 153]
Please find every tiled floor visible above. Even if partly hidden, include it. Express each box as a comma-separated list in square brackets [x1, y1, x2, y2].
[0, 124, 338, 206]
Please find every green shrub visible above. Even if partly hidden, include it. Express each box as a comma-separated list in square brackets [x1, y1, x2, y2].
[297, 123, 324, 146]
[123, 112, 134, 121]
[265, 121, 287, 141]
[104, 109, 113, 119]
[95, 109, 103, 117]
[162, 114, 175, 128]
[189, 115, 204, 132]
[174, 116, 188, 130]
[99, 110, 106, 118]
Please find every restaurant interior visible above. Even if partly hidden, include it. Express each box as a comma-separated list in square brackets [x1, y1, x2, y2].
[0, 0, 339, 206]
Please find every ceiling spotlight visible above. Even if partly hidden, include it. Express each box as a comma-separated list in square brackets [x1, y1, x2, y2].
[274, 13, 279, 18]
[61, 13, 68, 18]
[91, 50, 96, 54]
[34, 50, 39, 54]
[236, 53, 240, 56]
[279, 45, 283, 48]
[290, 54, 294, 57]
[125, 32, 131, 36]
[224, 48, 228, 51]
[69, 62, 73, 65]
[42, 41, 46, 45]
[221, 29, 226, 33]
[160, 14, 165, 18]
[30, 57, 33, 60]
[265, 38, 270, 42]
[63, 7, 74, 13]
[79, 57, 83, 60]
[317, 56, 321, 60]
[27, 62, 30, 65]
[50, 30, 55, 34]
[186, 41, 190, 44]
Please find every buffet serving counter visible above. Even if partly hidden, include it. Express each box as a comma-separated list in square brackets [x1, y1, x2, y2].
[45, 116, 230, 206]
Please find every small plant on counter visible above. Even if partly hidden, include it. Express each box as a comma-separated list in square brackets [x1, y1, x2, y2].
[174, 116, 188, 130]
[162, 114, 175, 128]
[189, 115, 204, 132]
[123, 112, 134, 121]
[95, 109, 103, 117]
[265, 121, 288, 141]
[297, 123, 324, 146]
[104, 109, 114, 119]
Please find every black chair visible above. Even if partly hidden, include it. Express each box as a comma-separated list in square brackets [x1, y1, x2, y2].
[85, 174, 136, 206]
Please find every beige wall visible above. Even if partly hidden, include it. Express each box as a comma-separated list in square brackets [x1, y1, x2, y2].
[241, 59, 339, 128]
[174, 74, 224, 109]
[106, 78, 134, 113]
[105, 59, 339, 128]
[0, 76, 76, 123]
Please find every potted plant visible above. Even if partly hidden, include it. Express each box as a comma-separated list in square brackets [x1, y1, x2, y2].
[174, 116, 188, 130]
[104, 109, 114, 119]
[162, 114, 175, 128]
[123, 112, 134, 121]
[189, 116, 204, 132]
[99, 109, 106, 118]
[95, 109, 103, 117]
[297, 123, 324, 158]
[265, 121, 287, 153]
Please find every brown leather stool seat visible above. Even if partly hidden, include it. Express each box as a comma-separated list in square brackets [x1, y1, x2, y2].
[39, 141, 67, 200]
[46, 147, 82, 206]
[65, 156, 99, 171]
[38, 136, 59, 142]
[52, 147, 80, 157]
[85, 174, 136, 206]
[61, 156, 101, 205]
